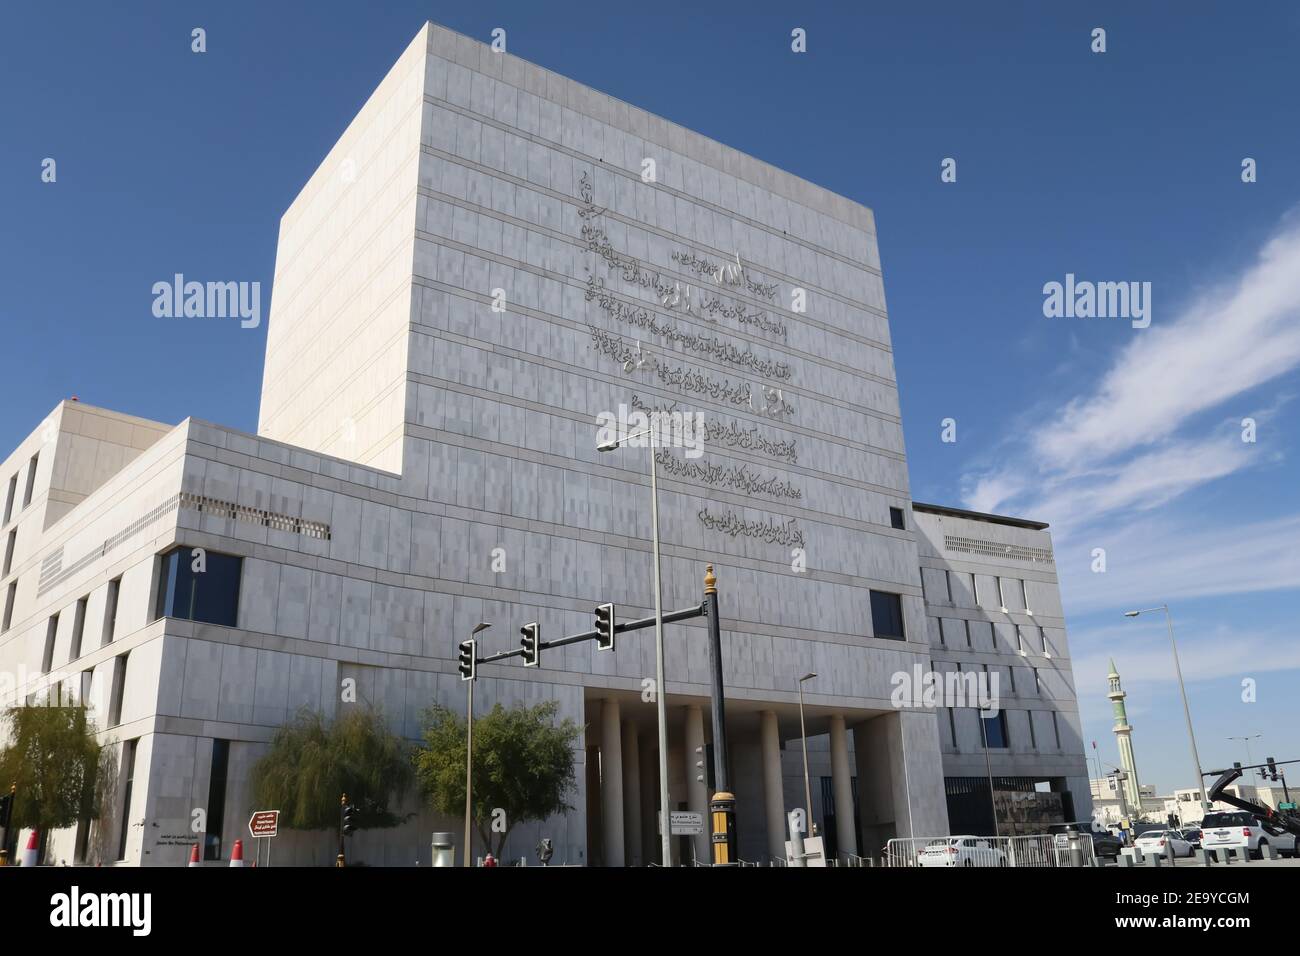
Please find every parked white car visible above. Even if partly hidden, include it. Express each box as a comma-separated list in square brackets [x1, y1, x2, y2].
[1200, 811, 1298, 859]
[917, 836, 1008, 867]
[1134, 829, 1192, 858]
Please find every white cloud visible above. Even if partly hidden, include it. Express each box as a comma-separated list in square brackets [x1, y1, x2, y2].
[964, 212, 1300, 531]
[1057, 513, 1300, 616]
[1034, 218, 1300, 472]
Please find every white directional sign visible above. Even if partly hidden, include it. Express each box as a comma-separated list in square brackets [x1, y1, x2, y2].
[657, 811, 705, 836]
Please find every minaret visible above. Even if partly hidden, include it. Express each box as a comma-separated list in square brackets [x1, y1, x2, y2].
[1107, 659, 1143, 810]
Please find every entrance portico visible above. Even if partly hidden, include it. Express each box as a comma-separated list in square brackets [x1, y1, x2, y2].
[584, 691, 945, 865]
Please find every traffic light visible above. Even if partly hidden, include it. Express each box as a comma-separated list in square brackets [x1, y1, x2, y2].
[1267, 757, 1279, 781]
[520, 622, 540, 667]
[342, 801, 360, 836]
[458, 638, 476, 681]
[595, 603, 615, 651]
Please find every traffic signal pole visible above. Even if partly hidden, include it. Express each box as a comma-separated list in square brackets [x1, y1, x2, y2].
[460, 565, 737, 866]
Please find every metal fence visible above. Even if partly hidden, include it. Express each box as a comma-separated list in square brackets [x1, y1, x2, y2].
[885, 834, 1097, 868]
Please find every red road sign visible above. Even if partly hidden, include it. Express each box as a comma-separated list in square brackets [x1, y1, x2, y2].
[248, 810, 280, 838]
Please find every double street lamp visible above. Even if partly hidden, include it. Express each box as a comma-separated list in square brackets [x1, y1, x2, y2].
[1122, 604, 1210, 811]
[597, 425, 671, 867]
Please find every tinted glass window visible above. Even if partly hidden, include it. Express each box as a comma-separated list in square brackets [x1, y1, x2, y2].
[155, 546, 242, 627]
[889, 507, 905, 530]
[1202, 812, 1254, 828]
[869, 590, 905, 640]
[981, 711, 1009, 748]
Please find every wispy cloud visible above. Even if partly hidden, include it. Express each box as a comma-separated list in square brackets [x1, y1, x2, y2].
[961, 212, 1300, 548]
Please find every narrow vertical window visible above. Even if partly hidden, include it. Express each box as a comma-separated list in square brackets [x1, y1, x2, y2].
[69, 596, 88, 660]
[102, 577, 121, 645]
[1, 580, 15, 632]
[2, 528, 15, 576]
[2, 473, 16, 524]
[108, 652, 129, 727]
[117, 738, 138, 861]
[204, 739, 231, 861]
[41, 614, 58, 674]
[21, 454, 38, 509]
[1051, 712, 1061, 749]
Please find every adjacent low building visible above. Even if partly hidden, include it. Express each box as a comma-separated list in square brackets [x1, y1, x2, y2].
[0, 21, 1090, 866]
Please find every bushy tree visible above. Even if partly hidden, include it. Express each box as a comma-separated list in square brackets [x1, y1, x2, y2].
[412, 700, 579, 858]
[250, 707, 413, 831]
[0, 704, 103, 859]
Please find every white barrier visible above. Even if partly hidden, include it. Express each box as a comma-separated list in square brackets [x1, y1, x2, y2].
[886, 833, 1097, 868]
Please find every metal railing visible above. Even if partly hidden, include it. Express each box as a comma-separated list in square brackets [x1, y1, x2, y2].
[885, 834, 1097, 868]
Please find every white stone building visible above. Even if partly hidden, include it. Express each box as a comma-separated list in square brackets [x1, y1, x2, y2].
[0, 22, 1089, 866]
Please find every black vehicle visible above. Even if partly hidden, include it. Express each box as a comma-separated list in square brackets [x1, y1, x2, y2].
[1176, 827, 1202, 849]
[1047, 822, 1123, 861]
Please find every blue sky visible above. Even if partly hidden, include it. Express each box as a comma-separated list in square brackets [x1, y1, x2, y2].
[2, 1, 1297, 796]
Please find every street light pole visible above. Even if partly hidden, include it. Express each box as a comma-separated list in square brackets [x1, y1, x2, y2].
[1123, 605, 1210, 811]
[598, 425, 671, 867]
[797, 673, 816, 835]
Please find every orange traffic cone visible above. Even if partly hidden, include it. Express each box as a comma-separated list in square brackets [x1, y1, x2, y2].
[20, 830, 39, 868]
[228, 839, 245, 867]
[188, 844, 201, 867]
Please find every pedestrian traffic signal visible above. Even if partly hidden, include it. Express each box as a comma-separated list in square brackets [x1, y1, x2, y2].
[458, 639, 476, 681]
[520, 622, 540, 667]
[342, 802, 360, 836]
[595, 603, 615, 651]
[1267, 757, 1279, 781]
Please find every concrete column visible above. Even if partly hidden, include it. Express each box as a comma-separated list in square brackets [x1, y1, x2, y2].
[600, 698, 624, 867]
[621, 720, 642, 867]
[639, 735, 656, 861]
[585, 744, 602, 865]
[684, 704, 709, 864]
[760, 710, 786, 862]
[829, 715, 857, 859]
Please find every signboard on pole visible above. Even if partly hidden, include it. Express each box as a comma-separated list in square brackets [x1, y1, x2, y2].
[248, 810, 280, 838]
[657, 811, 705, 836]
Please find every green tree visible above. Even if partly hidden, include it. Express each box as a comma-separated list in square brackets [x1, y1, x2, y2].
[412, 700, 579, 859]
[0, 704, 103, 859]
[250, 707, 413, 831]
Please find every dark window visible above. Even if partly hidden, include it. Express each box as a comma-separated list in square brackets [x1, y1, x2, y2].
[1, 580, 15, 632]
[155, 546, 242, 627]
[3, 473, 16, 524]
[981, 710, 1009, 749]
[204, 739, 231, 861]
[21, 454, 38, 509]
[102, 577, 121, 645]
[869, 590, 905, 641]
[1051, 711, 1061, 748]
[80, 669, 94, 706]
[889, 507, 905, 530]
[108, 652, 129, 727]
[1027, 710, 1037, 748]
[69, 596, 88, 660]
[2, 528, 15, 576]
[41, 614, 58, 674]
[118, 738, 138, 861]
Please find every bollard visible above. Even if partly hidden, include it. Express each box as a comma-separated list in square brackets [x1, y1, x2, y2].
[1145, 850, 1162, 867]
[710, 791, 737, 866]
[1261, 843, 1277, 861]
[1195, 848, 1211, 866]
[1118, 854, 1134, 867]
